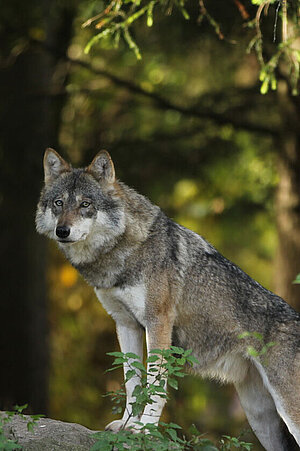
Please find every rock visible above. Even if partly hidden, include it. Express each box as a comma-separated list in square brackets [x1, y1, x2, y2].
[1, 412, 99, 450]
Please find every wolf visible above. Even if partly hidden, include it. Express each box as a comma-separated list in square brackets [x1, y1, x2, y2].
[36, 148, 300, 450]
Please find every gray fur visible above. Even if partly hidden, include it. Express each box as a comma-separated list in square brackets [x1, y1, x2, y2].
[36, 149, 300, 450]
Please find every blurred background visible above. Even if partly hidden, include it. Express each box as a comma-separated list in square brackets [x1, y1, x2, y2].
[1, 0, 300, 448]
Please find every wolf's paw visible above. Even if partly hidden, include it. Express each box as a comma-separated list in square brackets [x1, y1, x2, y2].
[105, 419, 140, 433]
[105, 419, 125, 432]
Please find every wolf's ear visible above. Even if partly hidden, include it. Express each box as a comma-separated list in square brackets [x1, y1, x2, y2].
[87, 150, 115, 184]
[43, 148, 70, 184]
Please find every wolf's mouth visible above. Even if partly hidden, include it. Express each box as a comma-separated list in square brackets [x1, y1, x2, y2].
[57, 233, 88, 244]
[58, 239, 76, 244]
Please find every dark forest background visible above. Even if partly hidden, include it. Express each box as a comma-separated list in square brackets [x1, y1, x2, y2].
[1, 1, 300, 448]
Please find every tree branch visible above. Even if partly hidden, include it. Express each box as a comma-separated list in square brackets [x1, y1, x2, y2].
[31, 38, 279, 137]
[67, 56, 279, 137]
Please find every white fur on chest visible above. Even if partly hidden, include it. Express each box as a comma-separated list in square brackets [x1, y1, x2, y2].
[95, 284, 147, 326]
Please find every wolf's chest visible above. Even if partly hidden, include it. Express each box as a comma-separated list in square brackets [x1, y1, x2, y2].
[95, 285, 147, 327]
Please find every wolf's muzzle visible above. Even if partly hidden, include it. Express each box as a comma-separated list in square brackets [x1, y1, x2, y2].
[56, 225, 71, 239]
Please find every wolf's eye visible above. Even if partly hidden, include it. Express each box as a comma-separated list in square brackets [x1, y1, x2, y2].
[81, 201, 90, 208]
[54, 199, 63, 207]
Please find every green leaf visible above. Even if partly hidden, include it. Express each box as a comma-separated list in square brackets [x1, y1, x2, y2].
[125, 369, 137, 382]
[166, 422, 182, 429]
[259, 69, 267, 81]
[131, 361, 146, 372]
[131, 403, 143, 417]
[166, 427, 178, 441]
[147, 354, 160, 363]
[113, 357, 126, 364]
[247, 346, 259, 357]
[168, 378, 178, 389]
[107, 351, 125, 357]
[147, 1, 155, 27]
[271, 76, 277, 91]
[27, 422, 34, 432]
[14, 404, 28, 413]
[180, 7, 190, 20]
[238, 331, 262, 341]
[90, 441, 112, 451]
[251, 332, 263, 341]
[293, 274, 300, 284]
[105, 364, 123, 372]
[149, 348, 164, 355]
[147, 429, 164, 439]
[189, 423, 200, 435]
[0, 440, 22, 450]
[125, 352, 141, 359]
[176, 357, 186, 365]
[260, 77, 270, 95]
[132, 385, 142, 396]
[238, 331, 251, 339]
[265, 341, 276, 348]
[173, 371, 185, 377]
[187, 355, 200, 365]
[170, 346, 185, 354]
[30, 414, 45, 420]
[152, 385, 166, 393]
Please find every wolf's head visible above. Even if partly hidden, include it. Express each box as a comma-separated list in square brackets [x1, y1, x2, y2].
[36, 149, 125, 255]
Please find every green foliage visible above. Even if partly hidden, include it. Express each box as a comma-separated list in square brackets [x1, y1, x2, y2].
[0, 416, 21, 451]
[83, 0, 190, 58]
[82, 0, 300, 93]
[90, 348, 253, 450]
[0, 404, 44, 450]
[220, 435, 253, 451]
[105, 347, 199, 419]
[293, 274, 300, 284]
[238, 331, 276, 362]
[91, 427, 252, 450]
[248, 0, 300, 94]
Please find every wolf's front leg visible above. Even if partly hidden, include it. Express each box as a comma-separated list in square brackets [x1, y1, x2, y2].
[139, 317, 174, 427]
[105, 321, 144, 432]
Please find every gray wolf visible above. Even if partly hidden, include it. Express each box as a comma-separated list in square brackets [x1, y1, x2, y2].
[36, 148, 300, 451]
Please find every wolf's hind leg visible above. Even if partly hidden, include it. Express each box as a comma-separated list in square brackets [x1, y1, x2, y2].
[235, 363, 299, 451]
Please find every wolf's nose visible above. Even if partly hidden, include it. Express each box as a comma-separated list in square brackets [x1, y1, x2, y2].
[56, 225, 70, 239]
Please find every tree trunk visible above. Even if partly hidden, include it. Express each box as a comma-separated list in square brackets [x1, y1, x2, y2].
[0, 1, 74, 413]
[274, 92, 300, 311]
